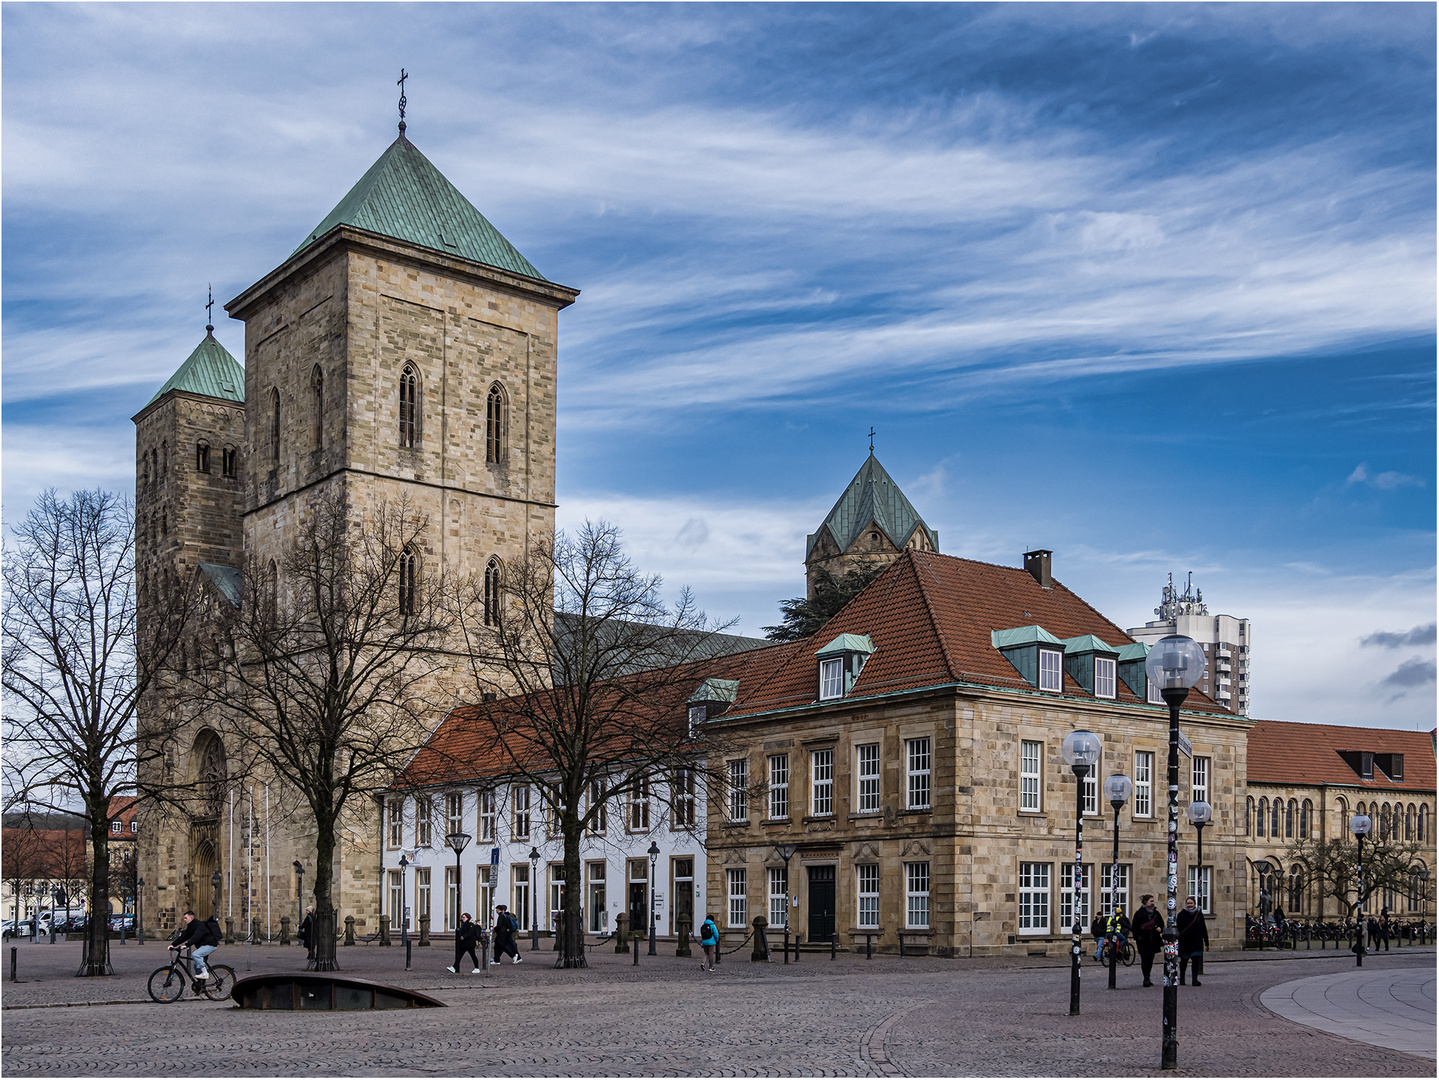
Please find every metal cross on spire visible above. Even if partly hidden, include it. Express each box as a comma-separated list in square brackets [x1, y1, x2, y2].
[397, 68, 408, 134]
[206, 284, 214, 334]
[868, 427, 876, 453]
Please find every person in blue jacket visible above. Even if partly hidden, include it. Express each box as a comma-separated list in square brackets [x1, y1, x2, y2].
[698, 913, 719, 972]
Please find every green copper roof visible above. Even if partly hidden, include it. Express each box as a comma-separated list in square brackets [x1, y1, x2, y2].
[199, 563, 242, 608]
[815, 632, 876, 658]
[147, 331, 245, 406]
[806, 454, 938, 558]
[1116, 642, 1149, 662]
[1062, 633, 1120, 656]
[688, 678, 740, 705]
[991, 625, 1065, 650]
[293, 134, 546, 281]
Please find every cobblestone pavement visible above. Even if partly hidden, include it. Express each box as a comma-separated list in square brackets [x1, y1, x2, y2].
[1260, 966, 1436, 1059]
[1, 939, 1433, 1076]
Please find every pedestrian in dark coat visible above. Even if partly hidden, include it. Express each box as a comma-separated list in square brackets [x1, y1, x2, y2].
[492, 904, 521, 964]
[299, 907, 315, 960]
[449, 913, 482, 973]
[1132, 894, 1164, 987]
[1176, 896, 1209, 985]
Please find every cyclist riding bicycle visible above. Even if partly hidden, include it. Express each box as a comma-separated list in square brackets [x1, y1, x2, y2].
[170, 910, 222, 982]
[1095, 906, 1130, 961]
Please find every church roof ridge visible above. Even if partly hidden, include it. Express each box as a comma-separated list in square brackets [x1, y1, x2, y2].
[292, 134, 547, 281]
[146, 331, 245, 406]
[805, 453, 938, 558]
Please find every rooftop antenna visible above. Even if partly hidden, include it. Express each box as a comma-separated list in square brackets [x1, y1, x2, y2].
[868, 426, 875, 453]
[397, 68, 408, 135]
[206, 284, 214, 334]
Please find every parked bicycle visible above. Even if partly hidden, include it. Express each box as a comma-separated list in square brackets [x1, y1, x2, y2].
[148, 945, 235, 1003]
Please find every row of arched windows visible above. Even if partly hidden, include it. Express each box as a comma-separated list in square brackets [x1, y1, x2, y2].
[396, 364, 508, 464]
[1247, 796, 1313, 839]
[144, 439, 237, 485]
[1248, 795, 1431, 843]
[1353, 800, 1428, 843]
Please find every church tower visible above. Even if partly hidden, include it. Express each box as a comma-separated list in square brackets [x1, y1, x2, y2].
[805, 454, 939, 598]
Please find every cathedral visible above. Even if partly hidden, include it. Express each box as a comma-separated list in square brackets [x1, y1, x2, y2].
[132, 117, 577, 935]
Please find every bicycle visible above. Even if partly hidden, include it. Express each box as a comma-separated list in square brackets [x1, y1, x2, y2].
[1097, 935, 1135, 967]
[148, 945, 235, 1003]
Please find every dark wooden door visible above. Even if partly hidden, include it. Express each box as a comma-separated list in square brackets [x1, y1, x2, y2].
[807, 865, 835, 941]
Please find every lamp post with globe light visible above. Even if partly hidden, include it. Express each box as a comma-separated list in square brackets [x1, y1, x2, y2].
[1061, 729, 1101, 1015]
[1103, 773, 1133, 990]
[1145, 634, 1206, 1071]
[445, 832, 470, 932]
[647, 841, 661, 956]
[1349, 813, 1372, 966]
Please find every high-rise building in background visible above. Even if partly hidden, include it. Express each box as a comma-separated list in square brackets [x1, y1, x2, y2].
[1127, 573, 1250, 715]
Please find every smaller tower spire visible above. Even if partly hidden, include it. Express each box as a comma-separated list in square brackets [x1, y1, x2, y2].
[397, 68, 408, 136]
[206, 283, 214, 335]
[868, 426, 875, 453]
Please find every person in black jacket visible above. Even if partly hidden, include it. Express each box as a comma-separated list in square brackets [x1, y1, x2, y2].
[492, 904, 522, 964]
[170, 910, 222, 981]
[448, 913, 482, 973]
[1176, 896, 1209, 986]
[298, 907, 315, 959]
[1132, 894, 1164, 987]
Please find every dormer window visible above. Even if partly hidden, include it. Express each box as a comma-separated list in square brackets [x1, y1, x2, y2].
[1038, 648, 1063, 692]
[815, 633, 875, 702]
[686, 678, 738, 731]
[1094, 657, 1116, 698]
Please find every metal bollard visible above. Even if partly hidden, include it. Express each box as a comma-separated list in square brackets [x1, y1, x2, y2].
[632, 929, 639, 965]
[899, 933, 905, 957]
[783, 927, 789, 965]
[406, 939, 412, 971]
[794, 931, 799, 963]
[866, 933, 873, 960]
[831, 932, 837, 960]
[9, 946, 15, 982]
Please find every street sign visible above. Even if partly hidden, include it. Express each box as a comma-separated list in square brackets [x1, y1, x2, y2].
[1178, 732, 1193, 759]
[490, 848, 500, 865]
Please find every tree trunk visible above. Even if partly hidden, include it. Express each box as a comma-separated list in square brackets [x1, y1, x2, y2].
[83, 806, 112, 976]
[312, 819, 340, 971]
[559, 816, 586, 967]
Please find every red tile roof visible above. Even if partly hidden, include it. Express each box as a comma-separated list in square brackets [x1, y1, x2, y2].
[1247, 719, 1436, 792]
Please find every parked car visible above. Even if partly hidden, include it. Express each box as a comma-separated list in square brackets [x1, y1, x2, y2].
[52, 915, 89, 934]
[108, 913, 135, 932]
[2, 920, 35, 939]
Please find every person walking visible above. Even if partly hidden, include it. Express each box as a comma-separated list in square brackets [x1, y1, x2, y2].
[492, 904, 522, 965]
[1176, 896, 1209, 986]
[448, 913, 482, 973]
[1132, 894, 1163, 987]
[697, 913, 719, 972]
[299, 907, 316, 960]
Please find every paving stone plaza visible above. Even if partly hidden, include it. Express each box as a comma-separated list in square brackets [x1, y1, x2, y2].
[1, 939, 1432, 1076]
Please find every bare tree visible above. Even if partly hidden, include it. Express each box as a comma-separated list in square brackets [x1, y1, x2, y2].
[448, 521, 745, 967]
[2, 489, 189, 974]
[1284, 832, 1430, 921]
[1, 819, 49, 924]
[189, 491, 453, 970]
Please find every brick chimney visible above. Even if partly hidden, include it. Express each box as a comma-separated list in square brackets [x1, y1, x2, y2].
[1024, 549, 1052, 589]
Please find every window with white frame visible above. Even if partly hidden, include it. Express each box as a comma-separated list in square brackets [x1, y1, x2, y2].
[588, 780, 607, 835]
[1133, 752, 1154, 817]
[768, 866, 789, 928]
[1094, 656, 1116, 698]
[1083, 752, 1099, 816]
[728, 759, 748, 821]
[1191, 756, 1209, 805]
[819, 658, 844, 700]
[687, 705, 706, 738]
[388, 871, 403, 932]
[387, 799, 403, 848]
[727, 868, 747, 928]
[905, 862, 930, 929]
[906, 738, 931, 810]
[416, 868, 431, 924]
[513, 786, 531, 841]
[672, 768, 695, 829]
[1100, 863, 1130, 917]
[811, 749, 833, 816]
[1187, 866, 1211, 914]
[512, 866, 530, 932]
[1039, 649, 1063, 691]
[768, 754, 789, 819]
[1060, 863, 1091, 930]
[857, 864, 879, 929]
[629, 776, 651, 831]
[857, 744, 881, 813]
[415, 797, 433, 847]
[445, 792, 464, 836]
[1018, 862, 1050, 933]
[1148, 680, 1163, 705]
[479, 789, 496, 841]
[1020, 740, 1043, 812]
[445, 866, 459, 931]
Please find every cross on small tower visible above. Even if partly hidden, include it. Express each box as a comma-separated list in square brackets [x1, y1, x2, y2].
[868, 427, 876, 453]
[397, 68, 408, 134]
[206, 284, 214, 334]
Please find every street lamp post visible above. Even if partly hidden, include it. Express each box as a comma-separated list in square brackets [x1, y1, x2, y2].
[137, 877, 145, 945]
[775, 843, 797, 962]
[1145, 634, 1207, 1071]
[528, 847, 541, 950]
[292, 860, 305, 944]
[1061, 729, 1102, 1016]
[1186, 801, 1212, 918]
[647, 841, 661, 956]
[445, 832, 471, 933]
[1349, 813, 1372, 966]
[1103, 774, 1134, 990]
[395, 855, 407, 946]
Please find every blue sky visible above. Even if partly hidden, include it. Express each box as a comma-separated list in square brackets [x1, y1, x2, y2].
[3, 3, 1434, 728]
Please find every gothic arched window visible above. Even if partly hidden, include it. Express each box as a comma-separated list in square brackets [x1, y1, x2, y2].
[266, 559, 278, 619]
[483, 557, 502, 627]
[1300, 799, 1312, 839]
[312, 366, 324, 451]
[1270, 798, 1281, 838]
[1288, 865, 1303, 913]
[222, 446, 237, 478]
[270, 388, 281, 462]
[1406, 804, 1415, 841]
[1256, 798, 1267, 838]
[161, 441, 168, 476]
[1245, 797, 1254, 836]
[195, 732, 227, 819]
[196, 440, 210, 474]
[399, 365, 418, 449]
[485, 383, 506, 464]
[398, 546, 417, 617]
[1285, 800, 1295, 838]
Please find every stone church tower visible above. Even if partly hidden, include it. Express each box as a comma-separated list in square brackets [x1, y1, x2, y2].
[805, 453, 939, 598]
[134, 121, 577, 935]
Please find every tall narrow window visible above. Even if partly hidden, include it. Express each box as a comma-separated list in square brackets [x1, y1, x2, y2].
[513, 786, 531, 841]
[905, 862, 930, 929]
[386, 799, 403, 848]
[222, 446, 237, 478]
[768, 755, 789, 819]
[1285, 800, 1296, 838]
[1245, 796, 1254, 836]
[1020, 740, 1042, 812]
[479, 789, 496, 841]
[415, 869, 431, 925]
[1192, 757, 1210, 804]
[1061, 863, 1090, 929]
[727, 759, 748, 821]
[483, 558, 502, 627]
[1039, 648, 1063, 692]
[856, 744, 880, 813]
[312, 366, 324, 450]
[856, 865, 879, 929]
[399, 364, 418, 448]
[1188, 866, 1213, 914]
[727, 868, 747, 928]
[1018, 862, 1050, 934]
[486, 383, 506, 464]
[196, 440, 210, 473]
[628, 776, 650, 831]
[671, 768, 695, 829]
[398, 547, 417, 617]
[1094, 656, 1116, 698]
[768, 866, 788, 928]
[270, 388, 280, 462]
[587, 780, 607, 835]
[811, 749, 833, 816]
[1083, 752, 1099, 816]
[415, 798, 432, 847]
[445, 792, 464, 835]
[1300, 799, 1312, 839]
[1100, 863, 1130, 916]
[1256, 798, 1267, 838]
[819, 658, 844, 700]
[906, 738, 931, 810]
[1134, 752, 1154, 817]
[160, 441, 168, 476]
[1270, 798, 1281, 837]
